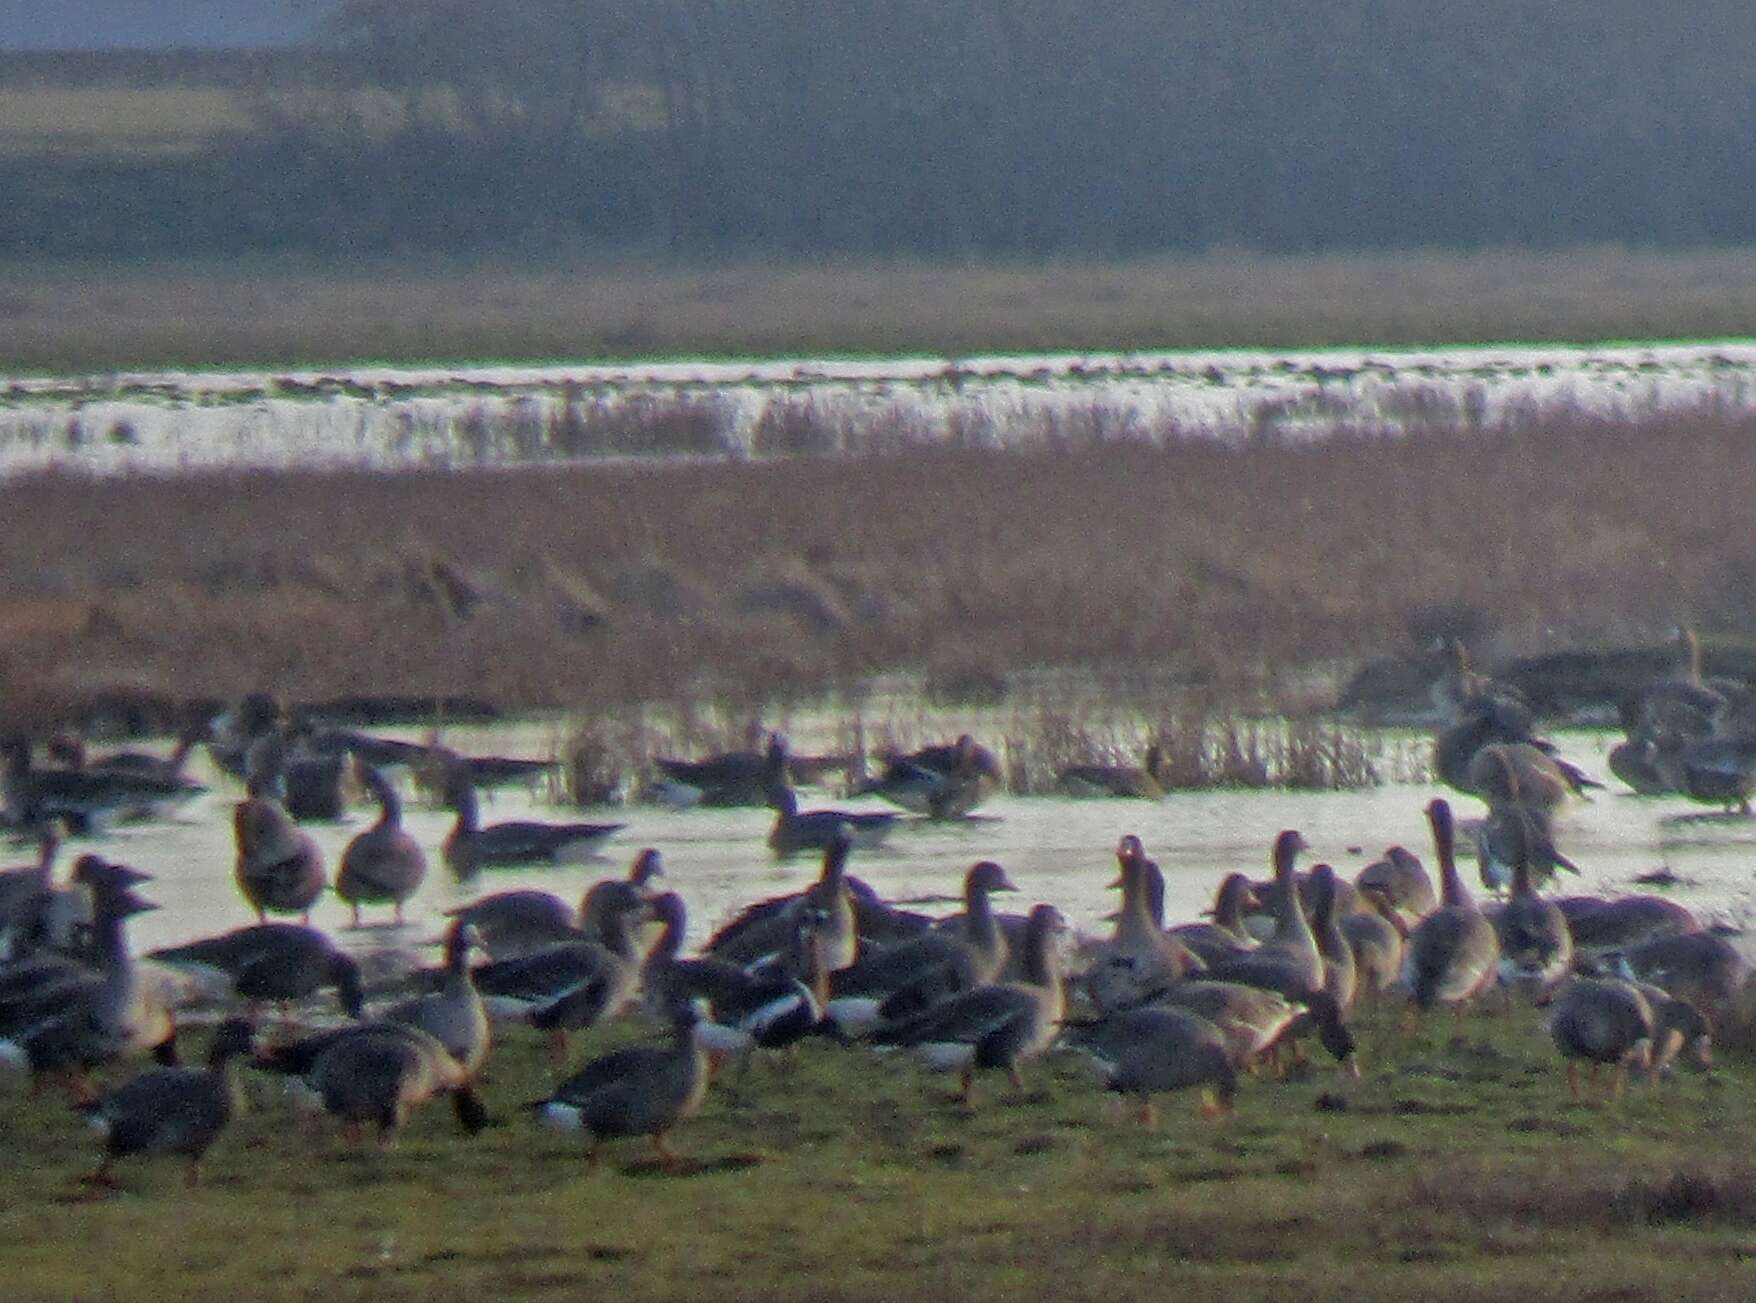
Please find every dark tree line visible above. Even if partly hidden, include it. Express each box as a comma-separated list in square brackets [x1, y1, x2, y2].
[8, 0, 1756, 258]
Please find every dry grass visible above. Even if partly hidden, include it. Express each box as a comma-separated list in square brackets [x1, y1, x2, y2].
[10, 246, 1756, 373]
[2, 397, 1753, 746]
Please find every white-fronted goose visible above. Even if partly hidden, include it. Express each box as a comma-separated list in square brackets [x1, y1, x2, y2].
[648, 727, 787, 808]
[442, 766, 624, 877]
[1064, 1005, 1237, 1124]
[1546, 976, 1654, 1101]
[443, 889, 578, 960]
[1200, 831, 1325, 999]
[147, 923, 365, 1019]
[233, 797, 326, 923]
[1306, 864, 1358, 1013]
[1057, 743, 1172, 800]
[1167, 873, 1260, 967]
[282, 1021, 491, 1147]
[533, 1001, 711, 1169]
[1342, 887, 1406, 999]
[1155, 980, 1357, 1074]
[336, 761, 427, 927]
[1355, 845, 1438, 924]
[824, 860, 1017, 1034]
[1676, 732, 1756, 814]
[1473, 799, 1579, 892]
[381, 920, 490, 1077]
[860, 734, 1002, 819]
[1402, 798, 1500, 1013]
[2, 736, 201, 832]
[1433, 701, 1599, 801]
[868, 902, 1069, 1105]
[1561, 895, 1700, 957]
[1492, 826, 1574, 999]
[1620, 929, 1747, 1022]
[1466, 741, 1585, 812]
[1084, 835, 1205, 1012]
[82, 1017, 256, 1190]
[468, 881, 647, 1064]
[766, 785, 898, 858]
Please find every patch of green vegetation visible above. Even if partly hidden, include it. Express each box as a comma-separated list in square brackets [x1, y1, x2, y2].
[1, 999, 1750, 1301]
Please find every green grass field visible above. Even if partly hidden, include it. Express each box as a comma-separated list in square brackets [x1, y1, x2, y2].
[1, 999, 1747, 1302]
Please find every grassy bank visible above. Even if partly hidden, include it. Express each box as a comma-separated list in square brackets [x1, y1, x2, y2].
[1, 399, 1752, 741]
[8, 247, 1756, 373]
[0, 999, 1745, 1302]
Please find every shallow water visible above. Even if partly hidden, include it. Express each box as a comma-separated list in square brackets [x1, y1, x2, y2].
[44, 728, 1756, 978]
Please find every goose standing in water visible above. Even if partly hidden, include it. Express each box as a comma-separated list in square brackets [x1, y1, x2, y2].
[233, 796, 326, 923]
[861, 734, 1003, 819]
[442, 762, 624, 877]
[1403, 798, 1500, 1015]
[867, 903, 1069, 1106]
[647, 726, 786, 808]
[766, 785, 898, 858]
[336, 761, 427, 927]
[1057, 743, 1173, 799]
[81, 1017, 257, 1191]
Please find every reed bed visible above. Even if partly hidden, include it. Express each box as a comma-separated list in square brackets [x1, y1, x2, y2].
[1, 397, 1751, 779]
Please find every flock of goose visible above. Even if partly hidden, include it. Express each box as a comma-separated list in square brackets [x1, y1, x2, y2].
[0, 657, 1745, 1195]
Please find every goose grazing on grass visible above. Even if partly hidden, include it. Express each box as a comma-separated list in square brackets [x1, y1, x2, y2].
[263, 1021, 491, 1148]
[1057, 742, 1172, 800]
[867, 902, 1069, 1106]
[1546, 977, 1655, 1102]
[766, 785, 899, 858]
[1155, 981, 1357, 1075]
[442, 763, 624, 877]
[1063, 1005, 1237, 1125]
[381, 920, 490, 1078]
[233, 796, 326, 924]
[147, 924, 364, 1020]
[336, 761, 427, 927]
[1403, 798, 1501, 1015]
[1083, 835, 1205, 1013]
[823, 860, 1017, 1035]
[1355, 845, 1437, 924]
[81, 1017, 257, 1191]
[533, 1001, 711, 1169]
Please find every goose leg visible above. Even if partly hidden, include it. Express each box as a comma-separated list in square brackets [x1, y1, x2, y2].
[1135, 1097, 1156, 1129]
[186, 1158, 204, 1187]
[652, 1132, 683, 1170]
[955, 1067, 975, 1105]
[1567, 1062, 1582, 1102]
[548, 1030, 570, 1069]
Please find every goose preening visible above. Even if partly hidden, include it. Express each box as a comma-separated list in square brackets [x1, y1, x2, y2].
[81, 1017, 257, 1191]
[1402, 799, 1500, 1014]
[336, 761, 427, 926]
[867, 902, 1070, 1105]
[233, 797, 326, 923]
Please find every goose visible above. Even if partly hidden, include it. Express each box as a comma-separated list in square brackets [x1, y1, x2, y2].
[1166, 873, 1260, 967]
[860, 734, 1003, 818]
[146, 924, 365, 1020]
[1402, 798, 1500, 1013]
[1607, 733, 1683, 796]
[640, 892, 779, 1034]
[823, 860, 1017, 1034]
[45, 723, 209, 822]
[1473, 800, 1579, 892]
[1342, 886, 1406, 999]
[1492, 826, 1574, 999]
[1083, 835, 1205, 1013]
[81, 1017, 257, 1190]
[532, 1001, 711, 1169]
[707, 857, 929, 969]
[1305, 864, 1358, 1013]
[336, 760, 427, 926]
[467, 881, 647, 1064]
[1619, 929, 1747, 1022]
[1155, 980, 1357, 1075]
[1057, 742, 1172, 799]
[686, 905, 834, 1072]
[579, 847, 667, 930]
[1466, 741, 1593, 811]
[1063, 1005, 1237, 1125]
[1621, 627, 1734, 740]
[421, 743, 560, 794]
[867, 902, 1069, 1105]
[380, 920, 490, 1077]
[1546, 977, 1654, 1101]
[1433, 702, 1598, 802]
[1561, 895, 1700, 957]
[1, 736, 201, 832]
[233, 796, 327, 923]
[0, 876, 177, 1103]
[442, 889, 578, 960]
[1354, 845, 1438, 924]
[1200, 831, 1325, 999]
[207, 691, 283, 781]
[267, 1021, 492, 1148]
[648, 727, 787, 808]
[0, 822, 87, 957]
[766, 784, 899, 858]
[442, 764, 624, 877]
[245, 727, 348, 823]
[1675, 732, 1756, 814]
